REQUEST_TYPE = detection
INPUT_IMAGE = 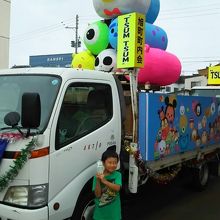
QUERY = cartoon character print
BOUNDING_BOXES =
[158,106,169,137]
[179,134,189,151]
[158,140,166,157]
[165,97,177,129]
[196,135,201,147]
[179,115,187,134]
[201,130,208,145]
[179,104,189,151]
[218,104,220,116]
[98,178,117,207]
[209,122,215,140]
[155,96,179,158]
[189,118,194,129]
[210,102,216,115]
[215,116,220,140]
[192,101,202,117]
[201,115,207,129]
[191,128,198,142]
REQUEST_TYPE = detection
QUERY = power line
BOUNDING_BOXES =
[11,17,76,40]
[181,60,220,63]
[10,4,220,43]
[159,11,220,20]
[161,2,220,13]
[11,27,68,43]
[181,56,220,59]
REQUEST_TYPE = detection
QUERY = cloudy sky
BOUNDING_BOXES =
[9,0,220,74]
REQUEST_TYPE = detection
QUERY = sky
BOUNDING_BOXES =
[9,0,220,75]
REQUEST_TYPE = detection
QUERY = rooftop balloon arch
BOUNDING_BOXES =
[71,0,182,86]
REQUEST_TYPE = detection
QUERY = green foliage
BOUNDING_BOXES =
[0,138,36,192]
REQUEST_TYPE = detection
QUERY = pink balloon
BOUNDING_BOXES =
[127,45,182,86]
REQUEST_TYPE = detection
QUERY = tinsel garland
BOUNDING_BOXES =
[125,144,181,184]
[0,138,36,192]
[148,164,182,184]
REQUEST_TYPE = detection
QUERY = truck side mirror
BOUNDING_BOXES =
[4,112,20,127]
[21,93,41,128]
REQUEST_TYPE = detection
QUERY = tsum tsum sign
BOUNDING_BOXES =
[117,12,145,69]
[208,66,220,85]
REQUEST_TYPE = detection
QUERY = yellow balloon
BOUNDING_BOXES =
[71,50,95,70]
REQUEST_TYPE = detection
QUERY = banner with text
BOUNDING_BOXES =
[208,66,220,85]
[117,12,145,68]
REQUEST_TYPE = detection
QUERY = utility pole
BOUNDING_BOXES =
[75,14,79,54]
[62,14,80,54]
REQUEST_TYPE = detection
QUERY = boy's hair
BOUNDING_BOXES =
[101,150,119,162]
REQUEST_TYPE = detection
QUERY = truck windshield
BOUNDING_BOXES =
[0,74,61,132]
[191,89,220,97]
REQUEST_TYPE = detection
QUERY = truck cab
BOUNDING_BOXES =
[0,67,124,220]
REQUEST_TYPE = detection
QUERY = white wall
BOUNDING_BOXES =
[185,76,207,90]
[160,75,207,94]
[0,0,11,69]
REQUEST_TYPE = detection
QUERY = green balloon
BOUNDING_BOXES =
[83,21,109,55]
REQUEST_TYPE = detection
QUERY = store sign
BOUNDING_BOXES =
[30,53,72,67]
[117,12,145,68]
[208,66,220,85]
[47,56,64,62]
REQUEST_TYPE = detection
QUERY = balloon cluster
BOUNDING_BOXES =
[71,0,182,86]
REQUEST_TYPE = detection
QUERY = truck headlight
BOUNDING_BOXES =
[3,184,48,208]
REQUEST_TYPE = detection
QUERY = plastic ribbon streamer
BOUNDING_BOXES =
[0,139,9,162]
[0,137,36,192]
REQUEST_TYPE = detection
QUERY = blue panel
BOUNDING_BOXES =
[29,53,72,67]
[139,93,220,161]
[139,93,147,159]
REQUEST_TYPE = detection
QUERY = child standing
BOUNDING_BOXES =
[92,150,122,220]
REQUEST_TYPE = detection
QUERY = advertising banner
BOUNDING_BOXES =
[117,12,145,68]
[208,66,220,85]
[139,93,220,161]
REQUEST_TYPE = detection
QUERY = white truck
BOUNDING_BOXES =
[0,67,219,220]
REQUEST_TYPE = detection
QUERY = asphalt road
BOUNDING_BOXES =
[122,173,220,220]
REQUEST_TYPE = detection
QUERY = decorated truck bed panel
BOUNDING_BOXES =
[139,93,220,161]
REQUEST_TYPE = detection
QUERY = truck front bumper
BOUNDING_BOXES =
[0,203,48,220]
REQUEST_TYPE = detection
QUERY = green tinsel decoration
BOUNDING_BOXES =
[0,138,36,192]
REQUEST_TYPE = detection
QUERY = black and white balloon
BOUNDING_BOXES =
[95,49,117,72]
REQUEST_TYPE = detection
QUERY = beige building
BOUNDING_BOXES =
[0,0,11,69]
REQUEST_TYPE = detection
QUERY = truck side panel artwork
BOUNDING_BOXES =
[139,93,220,160]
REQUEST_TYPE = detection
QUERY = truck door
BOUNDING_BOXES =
[48,79,121,217]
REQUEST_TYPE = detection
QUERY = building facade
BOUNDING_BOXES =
[161,74,208,94]
[29,53,73,68]
[0,0,10,69]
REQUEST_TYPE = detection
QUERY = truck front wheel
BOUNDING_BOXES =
[192,162,209,191]
[71,191,95,220]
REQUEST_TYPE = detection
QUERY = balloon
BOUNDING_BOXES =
[83,21,109,55]
[109,20,168,50]
[109,18,118,49]
[95,49,117,72]
[93,0,151,19]
[126,45,182,86]
[71,50,95,70]
[145,22,168,50]
[146,0,160,24]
